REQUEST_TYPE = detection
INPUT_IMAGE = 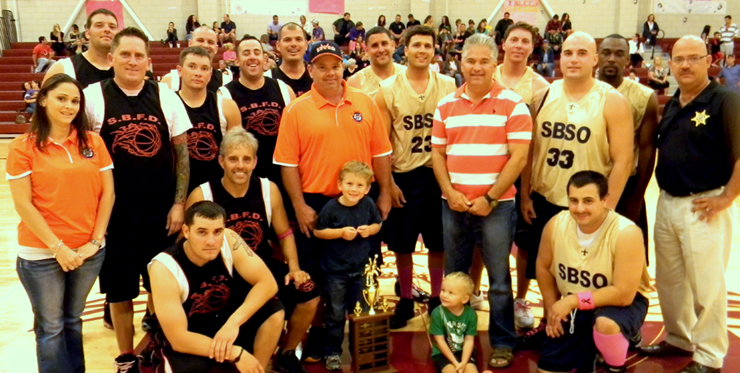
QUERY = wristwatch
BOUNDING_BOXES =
[483,194,499,209]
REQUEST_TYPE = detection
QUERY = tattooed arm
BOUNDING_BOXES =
[226,228,279,322]
[167,133,190,236]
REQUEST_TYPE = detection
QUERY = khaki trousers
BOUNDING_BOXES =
[653,188,734,368]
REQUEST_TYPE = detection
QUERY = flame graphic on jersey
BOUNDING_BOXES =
[188,280,230,317]
[110,123,162,157]
[231,220,263,251]
[246,108,280,136]
[188,131,218,161]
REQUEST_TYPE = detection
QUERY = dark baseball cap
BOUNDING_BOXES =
[309,41,343,63]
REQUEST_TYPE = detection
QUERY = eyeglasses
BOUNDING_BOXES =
[672,55,708,65]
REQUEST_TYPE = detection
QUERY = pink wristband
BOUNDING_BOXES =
[277,228,293,240]
[577,291,595,311]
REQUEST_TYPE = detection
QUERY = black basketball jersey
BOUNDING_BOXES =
[61,54,114,88]
[97,79,175,225]
[270,65,312,97]
[178,91,223,193]
[163,240,248,338]
[202,177,274,262]
[222,78,289,184]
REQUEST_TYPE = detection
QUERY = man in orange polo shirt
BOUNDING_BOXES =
[273,40,393,364]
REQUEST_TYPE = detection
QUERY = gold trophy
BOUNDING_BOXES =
[362,255,381,315]
[381,297,389,312]
[354,301,363,316]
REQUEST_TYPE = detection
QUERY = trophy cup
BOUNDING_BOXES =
[348,254,395,373]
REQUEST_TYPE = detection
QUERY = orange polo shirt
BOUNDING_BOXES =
[273,82,392,196]
[6,130,113,250]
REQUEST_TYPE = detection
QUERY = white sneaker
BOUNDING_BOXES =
[514,299,534,329]
[470,291,484,310]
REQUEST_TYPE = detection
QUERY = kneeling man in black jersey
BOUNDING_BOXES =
[536,171,650,373]
[148,202,285,373]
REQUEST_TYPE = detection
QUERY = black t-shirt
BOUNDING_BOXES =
[224,78,287,185]
[315,196,382,274]
[70,54,114,88]
[207,176,275,262]
[655,81,740,196]
[407,20,421,29]
[389,22,405,35]
[221,21,236,33]
[333,19,354,35]
[271,65,312,97]
[455,31,473,50]
[179,91,223,193]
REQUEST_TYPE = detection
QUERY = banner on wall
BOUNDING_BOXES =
[653,0,726,15]
[231,0,307,16]
[503,0,540,26]
[86,1,124,29]
[308,0,344,15]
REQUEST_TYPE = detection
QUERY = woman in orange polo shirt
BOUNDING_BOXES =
[7,74,114,373]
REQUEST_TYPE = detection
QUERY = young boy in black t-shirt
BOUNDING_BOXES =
[314,161,382,371]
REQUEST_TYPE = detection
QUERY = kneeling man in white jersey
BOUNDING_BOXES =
[536,171,650,373]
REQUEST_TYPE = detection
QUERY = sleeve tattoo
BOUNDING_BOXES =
[229,230,255,257]
[172,133,190,204]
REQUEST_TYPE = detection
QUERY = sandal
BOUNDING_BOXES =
[488,348,513,369]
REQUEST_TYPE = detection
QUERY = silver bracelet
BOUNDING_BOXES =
[51,239,63,259]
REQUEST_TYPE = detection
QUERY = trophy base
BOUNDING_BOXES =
[348,312,396,373]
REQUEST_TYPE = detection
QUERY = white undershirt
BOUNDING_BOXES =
[576,211,610,249]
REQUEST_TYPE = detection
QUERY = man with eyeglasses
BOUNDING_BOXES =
[638,35,740,373]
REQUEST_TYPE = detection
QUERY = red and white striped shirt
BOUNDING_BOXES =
[432,81,532,201]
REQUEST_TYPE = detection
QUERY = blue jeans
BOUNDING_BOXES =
[35,58,56,73]
[443,201,517,349]
[323,272,365,357]
[17,249,105,373]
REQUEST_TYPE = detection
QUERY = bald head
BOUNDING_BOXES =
[670,35,711,89]
[190,26,219,57]
[563,31,597,53]
[672,35,705,56]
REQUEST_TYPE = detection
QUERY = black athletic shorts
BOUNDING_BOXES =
[152,297,284,373]
[383,167,443,254]
[431,351,477,372]
[264,256,320,314]
[537,293,649,373]
[101,222,176,303]
[525,192,567,279]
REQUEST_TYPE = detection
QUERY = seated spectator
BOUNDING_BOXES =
[407,14,422,29]
[222,43,237,66]
[344,58,359,80]
[561,13,573,38]
[476,19,492,36]
[451,23,472,55]
[628,33,644,68]
[185,15,200,41]
[718,54,740,95]
[66,24,87,54]
[389,15,406,44]
[300,15,313,41]
[49,24,66,56]
[642,14,659,46]
[165,22,179,48]
[535,39,555,77]
[267,15,282,42]
[311,19,325,41]
[349,22,366,51]
[545,15,561,35]
[219,60,233,80]
[333,13,355,46]
[533,27,544,54]
[148,201,285,373]
[220,14,238,45]
[423,15,436,31]
[212,21,222,38]
[431,55,442,73]
[314,161,382,371]
[443,53,462,87]
[466,19,476,35]
[494,12,513,45]
[393,41,405,63]
[32,36,56,73]
[647,56,670,93]
[23,81,40,114]
[709,31,723,67]
[545,28,563,54]
[627,69,640,82]
[350,36,366,60]
[259,34,276,59]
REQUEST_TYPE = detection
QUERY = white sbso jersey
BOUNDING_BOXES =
[380,70,457,173]
[532,80,615,207]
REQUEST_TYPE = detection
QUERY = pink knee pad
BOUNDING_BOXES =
[593,330,629,367]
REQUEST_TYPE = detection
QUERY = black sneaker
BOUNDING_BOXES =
[515,318,546,350]
[593,354,626,373]
[393,277,430,303]
[115,353,140,373]
[628,331,642,351]
[142,310,159,332]
[301,327,325,363]
[274,349,308,373]
[390,298,415,329]
[427,297,441,314]
[103,302,114,330]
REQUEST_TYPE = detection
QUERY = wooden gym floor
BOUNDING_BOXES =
[0,138,739,373]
